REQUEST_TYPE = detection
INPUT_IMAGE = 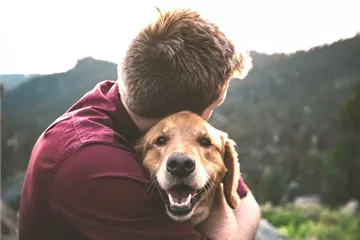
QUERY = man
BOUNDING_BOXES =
[19,9,261,240]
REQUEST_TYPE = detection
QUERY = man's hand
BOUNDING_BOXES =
[233,191,261,239]
[196,184,261,240]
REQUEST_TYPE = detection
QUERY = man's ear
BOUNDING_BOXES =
[222,137,241,209]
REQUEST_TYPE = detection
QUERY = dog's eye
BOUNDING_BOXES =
[199,137,212,148]
[155,136,168,146]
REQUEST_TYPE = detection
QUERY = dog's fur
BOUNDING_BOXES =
[135,111,241,225]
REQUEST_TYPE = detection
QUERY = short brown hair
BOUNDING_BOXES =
[119,8,250,118]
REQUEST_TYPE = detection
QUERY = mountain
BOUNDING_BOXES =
[0,74,40,92]
[2,35,360,207]
[214,35,360,165]
[210,34,360,204]
[1,57,117,178]
[2,57,117,123]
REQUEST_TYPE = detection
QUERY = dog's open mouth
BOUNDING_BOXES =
[159,183,208,217]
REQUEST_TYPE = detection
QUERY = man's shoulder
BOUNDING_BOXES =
[31,111,141,181]
[58,143,149,184]
[33,81,137,173]
[40,115,146,181]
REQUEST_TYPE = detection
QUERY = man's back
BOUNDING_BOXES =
[19,80,213,240]
[19,80,249,240]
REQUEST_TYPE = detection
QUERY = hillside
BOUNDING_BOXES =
[1,57,117,178]
[0,74,39,92]
[210,35,360,204]
[2,35,360,207]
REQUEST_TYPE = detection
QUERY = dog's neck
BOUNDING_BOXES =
[191,196,215,226]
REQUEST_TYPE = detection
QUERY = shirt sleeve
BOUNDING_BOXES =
[237,177,249,199]
[49,144,208,240]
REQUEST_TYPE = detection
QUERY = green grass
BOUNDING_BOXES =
[261,204,360,240]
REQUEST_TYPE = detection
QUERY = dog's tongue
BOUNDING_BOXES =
[168,189,193,202]
[166,185,195,208]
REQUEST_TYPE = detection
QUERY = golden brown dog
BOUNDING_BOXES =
[135,111,241,225]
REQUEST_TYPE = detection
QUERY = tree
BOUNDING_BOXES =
[323,77,360,205]
[1,82,3,124]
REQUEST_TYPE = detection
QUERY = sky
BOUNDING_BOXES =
[0,0,359,74]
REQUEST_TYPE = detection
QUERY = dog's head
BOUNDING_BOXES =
[135,111,241,222]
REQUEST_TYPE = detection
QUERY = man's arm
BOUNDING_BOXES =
[196,184,261,240]
[234,191,261,239]
[49,144,207,240]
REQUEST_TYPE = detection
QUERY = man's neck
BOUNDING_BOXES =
[118,81,161,133]
[120,96,160,134]
[128,109,160,134]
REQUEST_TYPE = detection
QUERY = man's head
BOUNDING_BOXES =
[119,8,251,120]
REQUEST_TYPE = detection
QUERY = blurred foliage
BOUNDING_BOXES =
[261,204,360,240]
[339,81,360,129]
[323,79,360,205]
[211,34,360,206]
[258,166,287,205]
[0,82,3,126]
[297,148,323,194]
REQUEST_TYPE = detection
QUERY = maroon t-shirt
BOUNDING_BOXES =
[18,80,249,240]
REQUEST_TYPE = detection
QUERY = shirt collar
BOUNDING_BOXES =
[107,81,141,144]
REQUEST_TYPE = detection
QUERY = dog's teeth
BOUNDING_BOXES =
[185,194,192,205]
[168,194,175,206]
[168,193,192,208]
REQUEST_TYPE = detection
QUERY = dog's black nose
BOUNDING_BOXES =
[166,153,195,177]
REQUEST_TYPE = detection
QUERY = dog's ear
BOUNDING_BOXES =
[134,138,144,155]
[134,136,149,158]
[222,137,241,209]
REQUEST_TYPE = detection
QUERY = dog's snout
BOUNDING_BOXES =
[166,153,195,177]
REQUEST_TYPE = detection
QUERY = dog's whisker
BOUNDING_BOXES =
[149,180,158,196]
[203,180,217,197]
[147,181,158,196]
[144,176,158,197]
[191,180,214,199]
